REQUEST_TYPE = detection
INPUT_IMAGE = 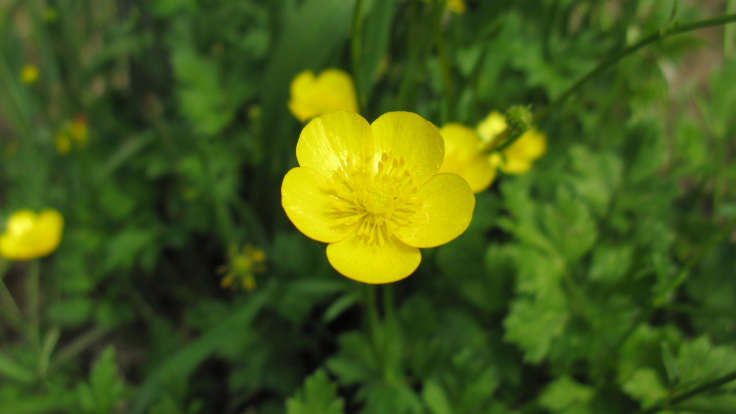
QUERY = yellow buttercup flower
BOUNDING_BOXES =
[21,64,39,85]
[447,0,466,14]
[219,244,266,291]
[0,209,64,260]
[477,111,507,145]
[490,128,547,174]
[288,69,358,122]
[281,111,475,284]
[438,123,496,193]
[477,111,547,175]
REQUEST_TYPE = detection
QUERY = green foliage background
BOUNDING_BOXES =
[1,0,736,413]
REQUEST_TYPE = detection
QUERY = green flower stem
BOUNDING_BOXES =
[0,277,23,330]
[433,4,454,123]
[363,285,384,372]
[637,370,736,414]
[351,0,364,111]
[49,326,109,372]
[725,1,736,56]
[26,260,41,350]
[539,13,736,121]
[396,0,420,108]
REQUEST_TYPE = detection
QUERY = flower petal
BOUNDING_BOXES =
[296,111,374,176]
[370,112,444,184]
[326,236,421,284]
[439,124,496,192]
[394,173,475,248]
[36,209,63,256]
[281,166,352,243]
[288,69,358,122]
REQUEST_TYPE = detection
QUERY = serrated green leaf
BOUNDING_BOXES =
[286,370,344,414]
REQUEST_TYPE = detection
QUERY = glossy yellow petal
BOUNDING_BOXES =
[282,166,351,243]
[394,173,475,248]
[370,112,444,184]
[439,123,496,192]
[288,69,358,122]
[35,209,63,256]
[516,128,547,159]
[296,111,374,176]
[497,129,546,174]
[326,235,421,284]
[477,111,507,144]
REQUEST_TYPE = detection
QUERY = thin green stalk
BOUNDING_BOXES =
[636,370,736,414]
[363,285,383,370]
[725,0,736,57]
[351,0,364,110]
[433,4,454,123]
[396,0,420,108]
[49,326,109,371]
[0,277,23,329]
[26,260,41,350]
[539,13,736,122]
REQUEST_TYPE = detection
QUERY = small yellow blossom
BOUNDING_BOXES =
[0,209,64,260]
[21,64,39,85]
[281,111,475,284]
[490,128,547,174]
[219,244,266,291]
[438,123,496,193]
[477,111,508,145]
[55,116,89,154]
[477,111,547,175]
[447,0,466,14]
[288,69,358,122]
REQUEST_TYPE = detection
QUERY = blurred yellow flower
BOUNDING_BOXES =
[438,123,496,192]
[21,64,39,84]
[0,209,64,260]
[447,0,466,14]
[288,69,358,122]
[55,116,89,154]
[219,244,266,291]
[477,111,507,145]
[281,111,475,284]
[477,111,547,175]
[490,128,547,174]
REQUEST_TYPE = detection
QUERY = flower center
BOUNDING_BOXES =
[326,152,421,245]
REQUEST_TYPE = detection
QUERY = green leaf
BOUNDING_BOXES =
[422,380,453,414]
[46,297,94,327]
[504,286,569,363]
[588,243,634,283]
[286,370,345,414]
[77,346,126,414]
[356,0,397,103]
[131,291,269,413]
[621,368,667,408]
[538,376,594,413]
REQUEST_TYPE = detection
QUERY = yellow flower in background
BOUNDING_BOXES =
[219,244,266,291]
[477,111,547,175]
[55,115,89,154]
[21,64,39,84]
[281,111,475,284]
[477,111,507,145]
[438,123,496,193]
[0,209,64,260]
[288,69,358,122]
[490,128,547,174]
[447,0,466,14]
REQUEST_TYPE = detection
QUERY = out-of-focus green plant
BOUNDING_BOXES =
[0,1,736,413]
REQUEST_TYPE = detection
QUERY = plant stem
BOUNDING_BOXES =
[0,277,23,329]
[433,4,454,123]
[637,370,736,414]
[725,1,736,57]
[26,260,41,350]
[351,0,364,111]
[539,13,736,121]
[49,325,109,371]
[364,285,383,370]
[396,0,420,108]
